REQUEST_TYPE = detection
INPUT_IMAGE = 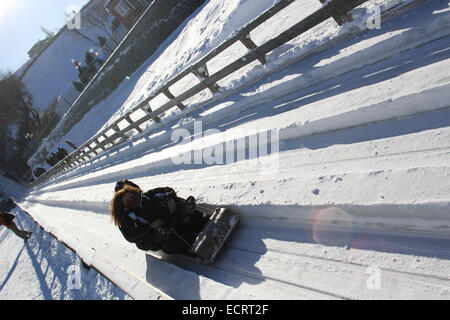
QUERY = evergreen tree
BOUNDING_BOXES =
[0,72,39,179]
[73,80,85,92]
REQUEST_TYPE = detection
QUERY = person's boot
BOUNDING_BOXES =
[21,231,32,242]
[11,226,31,242]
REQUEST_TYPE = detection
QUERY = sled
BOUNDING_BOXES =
[191,207,240,264]
[144,205,240,265]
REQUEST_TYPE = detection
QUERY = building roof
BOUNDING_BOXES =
[28,38,52,58]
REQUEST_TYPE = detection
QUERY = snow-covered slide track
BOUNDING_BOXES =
[20,1,450,299]
[36,0,450,192]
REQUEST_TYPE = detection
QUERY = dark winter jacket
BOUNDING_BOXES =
[118,187,181,251]
[0,212,15,228]
[0,198,15,212]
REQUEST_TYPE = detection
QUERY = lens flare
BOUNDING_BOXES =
[350,234,397,253]
[311,207,354,247]
[0,0,16,22]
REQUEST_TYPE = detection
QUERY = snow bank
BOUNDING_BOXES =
[0,206,131,300]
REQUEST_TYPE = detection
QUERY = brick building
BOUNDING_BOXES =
[105,0,152,29]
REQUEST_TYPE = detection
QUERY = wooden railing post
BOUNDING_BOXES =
[94,138,107,151]
[191,63,221,94]
[239,33,266,65]
[140,103,160,123]
[319,0,353,25]
[125,115,143,134]
[112,124,128,141]
[88,146,98,156]
[163,88,186,110]
[112,124,121,133]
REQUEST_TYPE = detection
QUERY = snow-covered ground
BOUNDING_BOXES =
[6,0,450,299]
[0,178,131,300]
[0,208,131,300]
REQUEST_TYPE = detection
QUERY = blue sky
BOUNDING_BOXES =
[0,0,91,73]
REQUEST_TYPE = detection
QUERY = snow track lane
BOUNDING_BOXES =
[20,200,450,299]
[25,121,450,232]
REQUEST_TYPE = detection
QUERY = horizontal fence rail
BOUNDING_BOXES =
[31,0,372,187]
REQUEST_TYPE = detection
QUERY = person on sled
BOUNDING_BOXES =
[110,180,209,257]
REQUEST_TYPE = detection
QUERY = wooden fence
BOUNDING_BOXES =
[31,0,371,187]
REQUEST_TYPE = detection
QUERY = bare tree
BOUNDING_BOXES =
[81,0,123,51]
[40,26,56,39]
[68,27,111,53]
[64,1,116,53]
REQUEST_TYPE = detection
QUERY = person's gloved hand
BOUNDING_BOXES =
[154,226,172,242]
[2,212,15,225]
[150,220,164,229]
